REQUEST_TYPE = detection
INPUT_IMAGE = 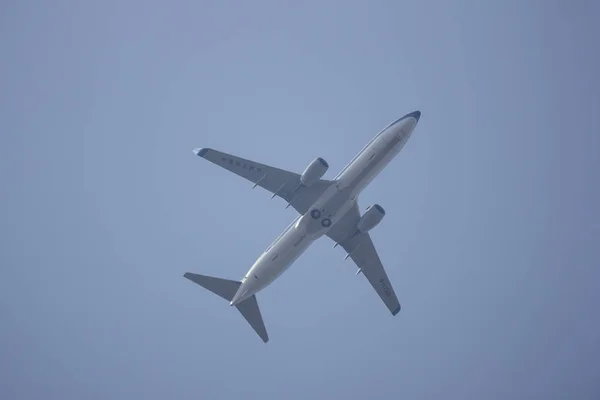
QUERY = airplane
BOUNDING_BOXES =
[184,110,421,342]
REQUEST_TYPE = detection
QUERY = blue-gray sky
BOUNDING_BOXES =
[2,1,599,398]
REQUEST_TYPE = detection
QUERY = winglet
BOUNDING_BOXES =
[193,148,209,157]
[392,306,401,316]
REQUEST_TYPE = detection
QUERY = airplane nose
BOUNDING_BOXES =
[400,111,420,133]
[407,110,421,122]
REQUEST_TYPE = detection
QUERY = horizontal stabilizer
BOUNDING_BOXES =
[184,272,269,343]
[236,296,269,343]
[183,272,240,301]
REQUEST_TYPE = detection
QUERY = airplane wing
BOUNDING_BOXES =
[194,148,334,215]
[326,203,401,316]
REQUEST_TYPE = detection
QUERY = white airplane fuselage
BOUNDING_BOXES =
[230,112,420,306]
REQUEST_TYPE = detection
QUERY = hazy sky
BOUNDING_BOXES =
[2,1,599,399]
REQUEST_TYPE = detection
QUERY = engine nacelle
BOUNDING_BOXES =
[300,157,329,186]
[357,204,385,232]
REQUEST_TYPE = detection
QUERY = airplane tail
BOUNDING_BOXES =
[183,272,269,343]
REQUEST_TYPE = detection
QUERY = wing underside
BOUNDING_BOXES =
[326,203,401,315]
[194,148,333,215]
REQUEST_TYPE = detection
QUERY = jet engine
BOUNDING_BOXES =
[357,204,385,232]
[300,157,329,186]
